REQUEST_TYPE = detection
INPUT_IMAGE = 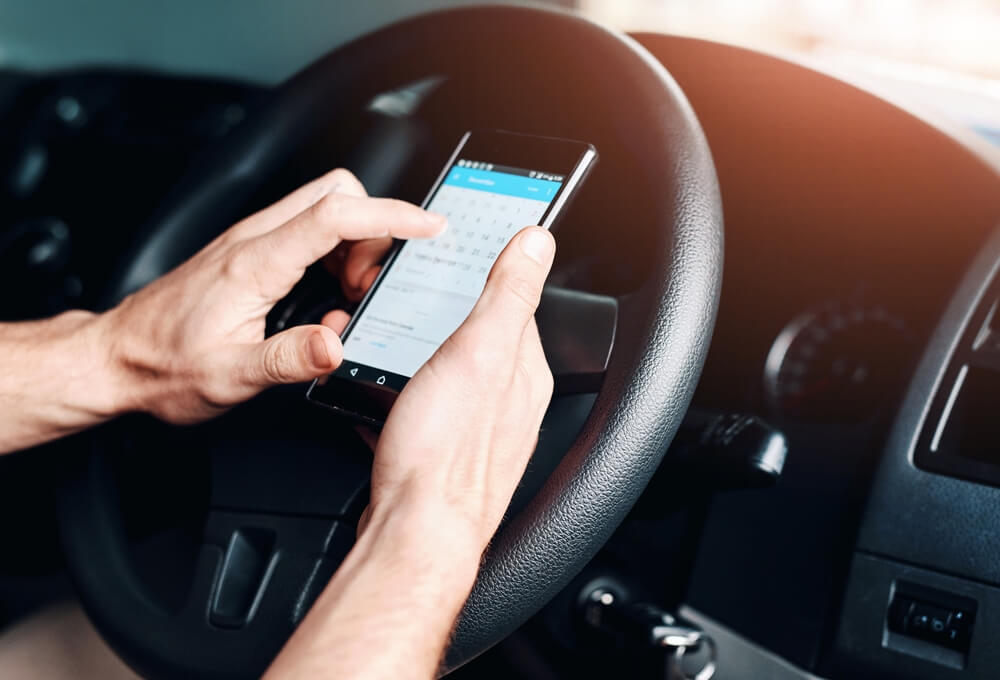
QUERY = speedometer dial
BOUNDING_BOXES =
[763,303,910,423]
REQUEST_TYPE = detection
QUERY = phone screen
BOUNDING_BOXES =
[307,129,596,422]
[337,158,566,389]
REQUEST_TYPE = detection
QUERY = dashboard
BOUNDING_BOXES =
[1,29,1000,680]
[633,34,1000,680]
[652,35,1000,428]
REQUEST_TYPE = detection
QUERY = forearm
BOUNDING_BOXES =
[265,504,482,679]
[0,310,129,454]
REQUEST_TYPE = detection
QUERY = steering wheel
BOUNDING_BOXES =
[57,6,722,679]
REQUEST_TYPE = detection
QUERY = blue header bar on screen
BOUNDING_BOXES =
[442,167,562,201]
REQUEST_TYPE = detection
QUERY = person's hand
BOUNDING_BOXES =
[264,227,555,680]
[100,168,446,424]
[361,225,556,555]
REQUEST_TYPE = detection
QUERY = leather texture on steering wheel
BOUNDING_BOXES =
[57,6,723,676]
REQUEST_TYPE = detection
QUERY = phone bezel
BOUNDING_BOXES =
[306,128,597,425]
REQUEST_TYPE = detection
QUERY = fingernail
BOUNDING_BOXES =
[520,228,554,264]
[307,332,332,370]
[424,211,448,233]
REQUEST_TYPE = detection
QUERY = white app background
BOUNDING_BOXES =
[342,172,556,377]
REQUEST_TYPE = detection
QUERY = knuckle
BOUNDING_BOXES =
[214,222,243,246]
[261,340,298,383]
[385,197,414,212]
[177,359,238,415]
[516,356,552,402]
[329,167,360,188]
[328,168,367,197]
[195,379,234,412]
[537,366,555,403]
[499,271,540,310]
[535,360,554,392]
[222,245,276,296]
[382,198,426,225]
[221,245,254,281]
[514,360,535,391]
[312,193,345,222]
[329,168,356,183]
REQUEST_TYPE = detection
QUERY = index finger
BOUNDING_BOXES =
[247,193,447,276]
[229,168,369,241]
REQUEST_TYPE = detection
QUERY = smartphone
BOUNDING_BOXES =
[306,129,597,425]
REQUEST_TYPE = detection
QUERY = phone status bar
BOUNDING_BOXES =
[456,159,564,183]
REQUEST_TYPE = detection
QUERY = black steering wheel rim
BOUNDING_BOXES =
[57,6,723,678]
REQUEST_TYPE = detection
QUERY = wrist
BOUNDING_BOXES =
[360,499,484,592]
[95,297,187,420]
[91,301,149,417]
[364,488,492,575]
[367,470,503,552]
[55,308,139,420]
[0,309,136,452]
[272,499,484,679]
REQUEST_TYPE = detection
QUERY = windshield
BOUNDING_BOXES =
[579,0,1000,147]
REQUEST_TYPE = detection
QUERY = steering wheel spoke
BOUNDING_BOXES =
[201,511,354,630]
[204,391,371,520]
[538,285,617,395]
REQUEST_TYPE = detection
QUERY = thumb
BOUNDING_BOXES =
[462,227,555,348]
[241,324,343,387]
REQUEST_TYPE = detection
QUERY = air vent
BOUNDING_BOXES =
[915,273,1000,486]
